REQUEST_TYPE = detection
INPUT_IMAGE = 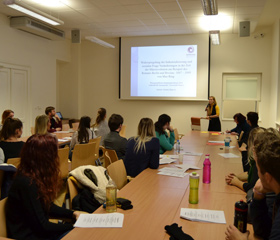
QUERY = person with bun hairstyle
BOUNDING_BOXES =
[205,96,221,131]
[155,114,175,154]
[6,134,83,240]
[92,108,110,145]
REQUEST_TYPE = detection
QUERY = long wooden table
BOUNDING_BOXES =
[63,131,261,240]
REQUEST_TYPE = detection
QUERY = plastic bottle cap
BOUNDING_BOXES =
[192,172,197,175]
[205,154,210,156]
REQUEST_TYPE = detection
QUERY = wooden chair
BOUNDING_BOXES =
[89,136,102,158]
[119,125,126,138]
[71,142,97,170]
[191,117,201,131]
[72,122,79,132]
[103,148,118,168]
[67,176,80,209]
[62,123,70,131]
[107,160,128,190]
[0,198,7,237]
[7,157,21,168]
[58,147,70,179]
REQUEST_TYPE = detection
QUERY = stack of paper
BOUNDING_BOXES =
[182,152,203,156]
[175,164,200,172]
[158,167,188,178]
[74,213,124,228]
[218,153,240,158]
[180,208,226,224]
[159,155,178,165]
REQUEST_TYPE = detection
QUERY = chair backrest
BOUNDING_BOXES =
[89,136,102,158]
[119,125,126,138]
[62,123,70,131]
[0,198,7,237]
[31,126,35,135]
[103,148,118,168]
[67,176,80,210]
[71,142,97,170]
[58,147,70,179]
[107,160,127,190]
[239,131,244,142]
[7,158,21,168]
[191,117,201,131]
[72,122,79,132]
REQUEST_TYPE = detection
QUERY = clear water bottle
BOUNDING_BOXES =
[176,140,180,155]
[106,179,117,213]
[189,172,199,204]
[203,154,211,184]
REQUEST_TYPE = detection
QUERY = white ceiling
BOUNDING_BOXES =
[0,0,277,39]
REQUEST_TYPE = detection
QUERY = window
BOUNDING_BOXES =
[222,73,261,120]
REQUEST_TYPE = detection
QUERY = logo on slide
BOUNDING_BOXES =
[187,47,194,53]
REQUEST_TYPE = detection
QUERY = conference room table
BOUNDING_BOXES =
[63,131,261,240]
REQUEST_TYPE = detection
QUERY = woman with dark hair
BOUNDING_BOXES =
[155,114,175,154]
[92,108,109,145]
[226,113,250,136]
[125,118,160,177]
[70,116,96,151]
[6,134,82,240]
[205,96,221,131]
[0,109,14,130]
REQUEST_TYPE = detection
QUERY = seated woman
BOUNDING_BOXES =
[92,108,110,146]
[6,134,82,240]
[70,116,96,151]
[155,114,175,154]
[124,118,160,177]
[225,127,265,194]
[226,113,251,137]
[0,118,25,198]
[35,114,51,135]
[0,109,14,130]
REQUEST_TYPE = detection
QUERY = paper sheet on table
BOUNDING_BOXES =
[160,155,179,159]
[159,157,177,165]
[208,141,225,143]
[175,164,200,172]
[58,139,69,142]
[158,167,188,178]
[74,213,124,228]
[218,153,240,158]
[182,152,203,156]
[180,208,226,224]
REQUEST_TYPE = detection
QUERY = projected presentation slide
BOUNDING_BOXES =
[130,45,197,97]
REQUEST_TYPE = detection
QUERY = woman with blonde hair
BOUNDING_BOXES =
[124,118,160,177]
[92,108,109,145]
[205,96,221,131]
[34,115,51,135]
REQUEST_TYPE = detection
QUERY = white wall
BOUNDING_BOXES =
[0,13,71,135]
[58,29,274,138]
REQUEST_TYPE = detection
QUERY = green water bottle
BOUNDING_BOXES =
[189,172,199,204]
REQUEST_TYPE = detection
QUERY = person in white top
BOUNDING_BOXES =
[92,108,110,146]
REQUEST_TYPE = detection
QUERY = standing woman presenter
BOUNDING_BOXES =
[205,96,221,131]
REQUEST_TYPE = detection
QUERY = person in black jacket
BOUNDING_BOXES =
[225,131,280,240]
[6,134,83,240]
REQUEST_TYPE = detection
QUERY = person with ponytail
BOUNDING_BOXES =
[124,118,160,177]
[155,114,175,154]
[92,108,110,145]
[6,134,82,240]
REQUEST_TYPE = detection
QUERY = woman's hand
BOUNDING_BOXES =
[225,173,235,184]
[73,211,86,220]
[225,224,249,240]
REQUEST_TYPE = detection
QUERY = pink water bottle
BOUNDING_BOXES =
[203,154,211,183]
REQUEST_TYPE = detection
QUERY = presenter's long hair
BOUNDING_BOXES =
[134,118,155,153]
[78,116,91,143]
[17,134,60,210]
[93,108,106,127]
[35,115,49,135]
[155,114,171,135]
[207,96,217,116]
